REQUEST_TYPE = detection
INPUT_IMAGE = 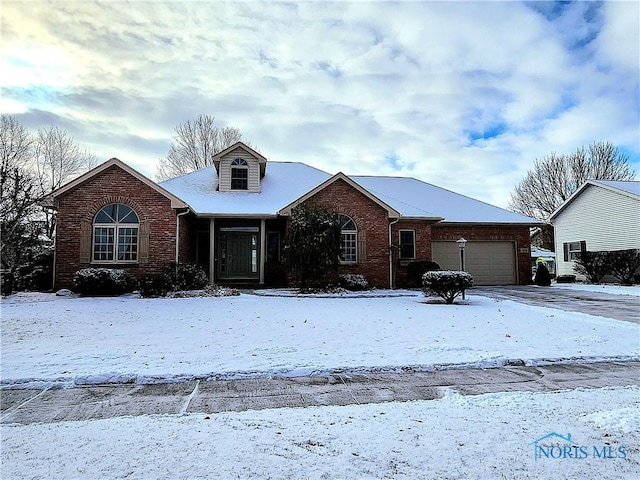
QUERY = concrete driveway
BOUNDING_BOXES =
[473,285,640,324]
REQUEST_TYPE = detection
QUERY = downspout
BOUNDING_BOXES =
[175,209,190,264]
[388,217,400,289]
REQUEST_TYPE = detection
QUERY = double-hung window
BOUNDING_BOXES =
[93,204,139,263]
[231,158,249,190]
[339,214,357,263]
[399,230,416,260]
[565,241,585,261]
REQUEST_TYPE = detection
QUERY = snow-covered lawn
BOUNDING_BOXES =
[1,290,638,387]
[2,288,639,479]
[2,386,638,479]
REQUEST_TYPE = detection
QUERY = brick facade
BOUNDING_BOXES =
[53,163,533,290]
[54,165,182,289]
[432,223,532,285]
[301,178,395,288]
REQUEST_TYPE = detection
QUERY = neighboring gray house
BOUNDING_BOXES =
[550,180,640,279]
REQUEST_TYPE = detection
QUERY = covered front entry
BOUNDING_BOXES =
[218,227,259,281]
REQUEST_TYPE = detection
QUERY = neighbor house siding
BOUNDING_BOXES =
[54,165,179,289]
[218,147,261,192]
[553,185,640,277]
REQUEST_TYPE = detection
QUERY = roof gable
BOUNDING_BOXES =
[213,142,267,177]
[278,172,402,218]
[52,158,187,209]
[550,180,640,220]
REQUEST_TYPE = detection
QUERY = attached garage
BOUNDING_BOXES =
[432,241,517,285]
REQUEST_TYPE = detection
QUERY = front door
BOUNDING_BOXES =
[219,229,259,279]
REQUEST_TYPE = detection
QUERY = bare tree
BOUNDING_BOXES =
[510,141,636,221]
[0,115,39,270]
[33,126,98,238]
[156,114,248,180]
[510,141,635,251]
[1,115,98,281]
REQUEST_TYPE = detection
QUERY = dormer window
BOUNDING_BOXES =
[231,158,249,190]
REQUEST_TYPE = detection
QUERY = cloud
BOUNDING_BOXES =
[1,0,637,209]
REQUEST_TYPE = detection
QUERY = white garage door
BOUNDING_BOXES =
[432,241,517,285]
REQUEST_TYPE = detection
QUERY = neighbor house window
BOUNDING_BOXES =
[339,214,357,263]
[564,241,585,261]
[231,158,249,190]
[399,230,416,259]
[93,204,139,262]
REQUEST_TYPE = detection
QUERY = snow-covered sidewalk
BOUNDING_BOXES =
[1,290,639,387]
[2,385,638,479]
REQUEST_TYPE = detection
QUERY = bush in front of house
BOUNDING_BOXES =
[13,250,54,291]
[338,273,369,291]
[137,275,169,298]
[73,268,132,296]
[608,249,640,285]
[573,251,610,284]
[163,262,209,291]
[556,275,576,283]
[573,249,640,285]
[422,270,473,304]
[283,204,342,292]
[407,260,441,287]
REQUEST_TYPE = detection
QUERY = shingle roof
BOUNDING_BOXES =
[351,175,538,223]
[160,161,539,224]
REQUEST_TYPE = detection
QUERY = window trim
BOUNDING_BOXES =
[230,164,249,190]
[92,204,140,264]
[339,214,357,264]
[399,229,416,260]
[566,241,584,261]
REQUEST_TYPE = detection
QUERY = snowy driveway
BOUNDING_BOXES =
[474,285,640,323]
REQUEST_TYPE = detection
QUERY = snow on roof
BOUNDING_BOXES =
[160,162,331,216]
[351,175,539,224]
[590,180,640,197]
[160,162,539,223]
[550,180,640,219]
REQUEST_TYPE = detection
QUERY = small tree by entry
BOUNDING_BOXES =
[283,204,342,291]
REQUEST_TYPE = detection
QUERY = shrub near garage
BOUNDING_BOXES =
[422,270,473,304]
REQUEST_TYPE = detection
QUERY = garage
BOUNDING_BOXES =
[432,241,517,285]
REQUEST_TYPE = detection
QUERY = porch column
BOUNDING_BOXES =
[259,219,266,285]
[209,218,215,283]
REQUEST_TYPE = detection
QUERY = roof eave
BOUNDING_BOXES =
[51,158,188,209]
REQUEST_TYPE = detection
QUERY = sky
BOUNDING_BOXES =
[1,0,639,209]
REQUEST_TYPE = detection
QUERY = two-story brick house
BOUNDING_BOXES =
[52,142,539,289]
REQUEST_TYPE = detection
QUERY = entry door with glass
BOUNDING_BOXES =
[219,228,259,279]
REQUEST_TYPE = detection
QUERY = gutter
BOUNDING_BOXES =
[388,217,400,289]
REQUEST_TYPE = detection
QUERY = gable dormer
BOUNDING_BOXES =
[213,142,267,193]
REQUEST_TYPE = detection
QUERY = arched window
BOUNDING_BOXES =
[93,204,139,262]
[231,158,249,190]
[339,214,357,263]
